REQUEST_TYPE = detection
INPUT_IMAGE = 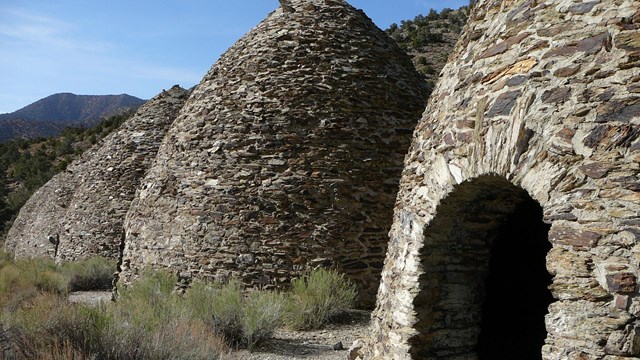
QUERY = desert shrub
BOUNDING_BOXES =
[241,290,286,349]
[0,250,13,268]
[183,280,219,320]
[117,270,175,300]
[61,256,116,291]
[79,315,224,360]
[140,319,226,360]
[35,269,68,294]
[1,287,39,314]
[0,263,303,357]
[7,327,72,360]
[0,258,67,301]
[115,270,181,331]
[33,339,91,360]
[206,280,244,345]
[285,268,357,330]
[4,293,84,358]
[0,263,26,295]
[184,279,285,349]
[2,270,225,360]
[421,64,436,75]
[0,256,117,313]
[109,272,225,359]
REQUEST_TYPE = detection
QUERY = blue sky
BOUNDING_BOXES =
[0,0,468,114]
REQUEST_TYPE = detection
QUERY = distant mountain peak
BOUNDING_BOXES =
[0,93,146,142]
[1,93,146,123]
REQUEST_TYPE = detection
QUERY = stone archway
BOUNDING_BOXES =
[361,0,639,357]
[408,175,553,358]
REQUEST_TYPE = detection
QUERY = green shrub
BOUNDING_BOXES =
[207,280,244,345]
[35,269,68,294]
[0,262,315,357]
[0,258,67,301]
[2,270,225,360]
[2,287,39,314]
[32,339,91,360]
[115,270,181,332]
[242,290,286,349]
[61,256,116,291]
[142,319,226,360]
[108,272,226,359]
[0,250,13,268]
[285,268,357,330]
[0,263,25,295]
[5,292,83,359]
[117,270,175,300]
[81,313,224,360]
[420,64,436,75]
[183,280,219,320]
[0,256,116,311]
[184,279,285,349]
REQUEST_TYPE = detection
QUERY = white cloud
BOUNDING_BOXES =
[0,6,203,111]
[0,7,113,53]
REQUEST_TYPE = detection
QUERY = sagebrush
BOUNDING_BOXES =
[285,267,358,330]
[0,252,359,358]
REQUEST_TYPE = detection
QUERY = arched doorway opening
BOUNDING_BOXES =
[409,175,554,359]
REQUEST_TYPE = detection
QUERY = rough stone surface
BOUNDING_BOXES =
[4,173,74,258]
[4,86,189,260]
[362,0,640,358]
[119,0,429,308]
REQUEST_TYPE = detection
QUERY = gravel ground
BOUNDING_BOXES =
[68,291,113,305]
[223,310,369,360]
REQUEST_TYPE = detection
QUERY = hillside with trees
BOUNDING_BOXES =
[386,6,470,95]
[0,6,472,244]
[0,93,144,142]
[0,111,134,241]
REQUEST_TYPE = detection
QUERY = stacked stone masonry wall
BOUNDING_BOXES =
[4,86,189,261]
[120,0,429,306]
[4,174,75,258]
[362,0,640,358]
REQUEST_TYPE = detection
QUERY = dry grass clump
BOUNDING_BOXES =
[0,253,226,359]
[0,255,116,304]
[184,280,286,349]
[285,268,358,330]
[61,256,116,291]
[0,251,358,358]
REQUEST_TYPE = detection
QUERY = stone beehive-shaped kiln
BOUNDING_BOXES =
[4,173,75,259]
[5,86,189,261]
[120,0,429,305]
[359,0,640,358]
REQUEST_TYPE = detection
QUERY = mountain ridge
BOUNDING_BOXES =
[0,93,145,122]
[0,93,146,142]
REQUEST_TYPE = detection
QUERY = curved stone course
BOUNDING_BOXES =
[5,86,189,261]
[120,0,429,306]
[361,0,640,358]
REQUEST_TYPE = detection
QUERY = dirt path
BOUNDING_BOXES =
[226,310,369,360]
[68,291,112,305]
